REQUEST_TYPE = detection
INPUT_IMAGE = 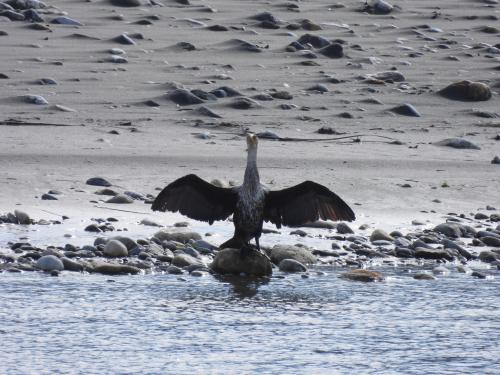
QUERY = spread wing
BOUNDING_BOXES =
[263,181,355,228]
[151,174,238,224]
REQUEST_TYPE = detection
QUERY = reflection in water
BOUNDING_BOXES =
[216,274,270,299]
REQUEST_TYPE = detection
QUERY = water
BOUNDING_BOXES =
[1,269,499,374]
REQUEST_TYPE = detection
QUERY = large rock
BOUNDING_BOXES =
[104,240,128,257]
[339,269,384,282]
[269,244,317,265]
[61,257,84,272]
[438,81,492,101]
[110,236,137,251]
[154,230,202,243]
[36,255,64,271]
[478,251,498,263]
[433,223,464,238]
[210,248,272,276]
[14,209,31,224]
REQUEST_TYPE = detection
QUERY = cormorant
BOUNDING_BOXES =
[152,133,355,251]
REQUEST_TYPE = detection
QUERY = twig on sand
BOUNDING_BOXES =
[0,119,80,127]
[94,205,151,215]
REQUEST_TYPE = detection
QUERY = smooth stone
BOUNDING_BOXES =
[0,10,24,21]
[110,236,137,251]
[482,236,500,247]
[336,222,354,234]
[36,255,64,271]
[371,0,394,15]
[23,9,44,22]
[369,71,405,82]
[86,177,112,187]
[479,251,498,263]
[104,240,128,257]
[370,229,394,242]
[110,0,142,6]
[110,48,126,55]
[106,195,133,204]
[278,258,307,273]
[109,55,128,63]
[92,262,140,275]
[394,247,415,258]
[435,138,480,150]
[210,248,272,276]
[415,247,454,261]
[41,193,57,200]
[438,81,492,101]
[319,43,344,58]
[51,16,82,26]
[339,269,384,282]
[492,156,500,164]
[140,218,162,227]
[172,253,204,268]
[61,257,84,272]
[230,97,260,109]
[168,89,204,106]
[14,209,31,224]
[297,34,330,48]
[442,239,473,260]
[113,34,136,45]
[85,224,101,233]
[307,84,329,93]
[197,106,222,118]
[471,271,487,279]
[434,223,464,238]
[413,273,436,280]
[166,265,183,274]
[270,244,317,265]
[25,95,48,105]
[390,103,421,117]
[154,230,202,243]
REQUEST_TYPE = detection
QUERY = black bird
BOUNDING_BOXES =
[152,134,355,251]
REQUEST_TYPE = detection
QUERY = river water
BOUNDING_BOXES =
[1,265,499,374]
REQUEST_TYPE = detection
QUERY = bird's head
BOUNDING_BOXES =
[246,133,258,150]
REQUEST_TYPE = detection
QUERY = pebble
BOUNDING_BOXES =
[113,34,136,45]
[307,84,329,93]
[36,255,64,272]
[14,209,31,224]
[197,106,223,118]
[270,244,317,265]
[471,271,487,279]
[491,156,500,164]
[41,193,57,200]
[370,229,394,242]
[140,218,162,227]
[479,251,498,263]
[319,43,344,58]
[25,95,48,105]
[481,236,500,247]
[435,138,480,150]
[278,258,307,272]
[86,177,112,187]
[415,247,454,261]
[337,222,354,234]
[51,17,83,26]
[106,195,133,204]
[172,253,204,268]
[339,269,384,282]
[61,257,84,272]
[368,71,405,82]
[104,240,128,257]
[92,262,140,275]
[413,273,436,280]
[230,97,260,109]
[297,34,330,48]
[390,103,421,117]
[168,89,204,106]
[110,0,142,6]
[438,81,492,101]
[109,55,128,63]
[0,10,25,21]
[166,265,183,274]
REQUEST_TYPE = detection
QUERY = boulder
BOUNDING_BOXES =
[210,248,272,276]
[269,244,317,265]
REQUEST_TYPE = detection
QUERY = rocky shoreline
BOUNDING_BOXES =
[1,207,499,281]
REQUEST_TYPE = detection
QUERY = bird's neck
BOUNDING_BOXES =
[244,147,260,189]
